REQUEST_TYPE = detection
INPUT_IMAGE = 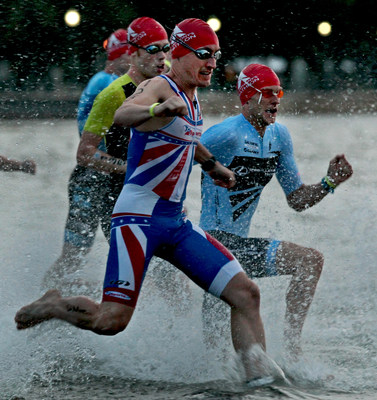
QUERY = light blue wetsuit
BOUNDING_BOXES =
[199,113,303,344]
[201,114,302,238]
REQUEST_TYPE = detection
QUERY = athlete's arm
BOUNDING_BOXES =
[287,154,353,211]
[0,155,36,174]
[195,142,235,189]
[76,131,127,174]
[114,78,185,131]
[287,183,328,211]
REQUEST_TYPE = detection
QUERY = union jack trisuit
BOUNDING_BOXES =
[102,75,244,307]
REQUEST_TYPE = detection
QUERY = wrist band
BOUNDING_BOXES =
[321,176,336,193]
[149,102,160,117]
[201,156,217,171]
[324,176,337,189]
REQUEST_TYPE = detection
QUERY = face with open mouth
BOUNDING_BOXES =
[134,40,170,79]
[246,85,282,128]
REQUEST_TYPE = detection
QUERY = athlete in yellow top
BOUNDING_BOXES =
[42,17,169,292]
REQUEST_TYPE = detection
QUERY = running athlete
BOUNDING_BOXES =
[15,19,273,383]
[200,63,353,357]
[42,18,169,291]
[77,28,130,136]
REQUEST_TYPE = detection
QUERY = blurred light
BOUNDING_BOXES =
[318,21,332,36]
[340,58,357,74]
[266,55,288,73]
[207,17,221,32]
[64,9,81,27]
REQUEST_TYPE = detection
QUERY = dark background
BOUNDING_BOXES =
[1,0,376,92]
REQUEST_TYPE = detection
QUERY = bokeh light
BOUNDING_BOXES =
[64,9,81,27]
[318,21,332,36]
[207,17,221,32]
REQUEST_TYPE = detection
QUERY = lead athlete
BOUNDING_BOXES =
[16,19,277,384]
[200,63,353,357]
[42,18,169,291]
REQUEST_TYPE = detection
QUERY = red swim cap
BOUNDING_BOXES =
[127,17,168,54]
[104,29,129,61]
[170,18,219,59]
[237,64,280,105]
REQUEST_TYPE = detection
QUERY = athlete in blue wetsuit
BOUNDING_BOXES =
[41,29,130,290]
[200,63,353,357]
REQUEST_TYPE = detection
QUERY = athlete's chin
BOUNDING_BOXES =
[197,77,212,88]
[264,113,277,125]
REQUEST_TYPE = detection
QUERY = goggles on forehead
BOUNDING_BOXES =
[128,41,170,54]
[252,86,284,104]
[171,34,221,60]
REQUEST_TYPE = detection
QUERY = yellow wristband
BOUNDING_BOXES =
[149,102,160,117]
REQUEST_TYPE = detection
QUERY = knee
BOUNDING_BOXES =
[93,320,127,336]
[234,280,261,311]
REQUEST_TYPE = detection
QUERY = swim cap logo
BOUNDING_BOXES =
[171,26,196,51]
[238,71,260,94]
[107,34,122,49]
[128,27,147,44]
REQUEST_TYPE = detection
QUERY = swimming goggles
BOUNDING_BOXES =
[128,42,171,54]
[252,87,284,104]
[171,35,221,60]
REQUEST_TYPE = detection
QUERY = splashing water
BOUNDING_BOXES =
[1,116,377,399]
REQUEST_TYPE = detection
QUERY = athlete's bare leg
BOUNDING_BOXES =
[15,290,133,335]
[276,241,324,357]
[220,271,266,379]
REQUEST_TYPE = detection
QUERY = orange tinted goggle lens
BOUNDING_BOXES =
[261,89,284,98]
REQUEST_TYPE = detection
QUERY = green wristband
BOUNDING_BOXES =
[324,176,337,189]
[149,102,160,117]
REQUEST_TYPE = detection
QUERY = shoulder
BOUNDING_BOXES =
[205,114,244,135]
[93,74,131,102]
[267,122,295,156]
[85,71,115,88]
[269,122,291,139]
[127,75,174,105]
[203,114,245,140]
[137,75,172,94]
[105,74,133,92]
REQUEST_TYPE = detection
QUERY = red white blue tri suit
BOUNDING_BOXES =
[102,75,243,307]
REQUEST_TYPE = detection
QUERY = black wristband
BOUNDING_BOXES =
[201,156,217,171]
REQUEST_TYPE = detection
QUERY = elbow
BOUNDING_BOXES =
[76,149,86,166]
[113,109,121,126]
[114,107,128,127]
[76,146,93,167]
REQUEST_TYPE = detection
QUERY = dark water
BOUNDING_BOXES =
[1,117,377,399]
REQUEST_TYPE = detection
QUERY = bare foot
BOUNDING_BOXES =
[15,290,61,330]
